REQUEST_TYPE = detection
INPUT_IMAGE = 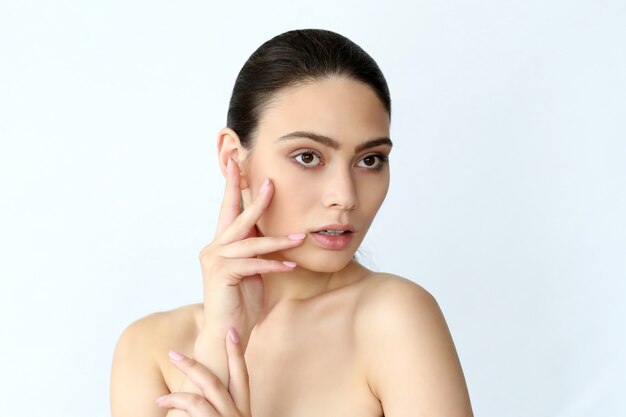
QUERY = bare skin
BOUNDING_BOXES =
[112,271,470,417]
[110,77,474,417]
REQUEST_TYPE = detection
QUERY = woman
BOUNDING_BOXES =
[110,28,473,417]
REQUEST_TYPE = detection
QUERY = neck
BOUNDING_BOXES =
[258,258,361,313]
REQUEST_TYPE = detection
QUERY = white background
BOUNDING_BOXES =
[1,1,624,416]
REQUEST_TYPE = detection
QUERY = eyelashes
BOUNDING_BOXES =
[293,150,322,167]
[292,149,388,170]
[357,154,389,169]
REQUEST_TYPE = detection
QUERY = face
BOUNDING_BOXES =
[239,76,392,272]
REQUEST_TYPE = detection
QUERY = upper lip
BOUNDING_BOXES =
[312,223,355,233]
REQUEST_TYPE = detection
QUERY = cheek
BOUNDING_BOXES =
[256,171,317,235]
[358,175,389,210]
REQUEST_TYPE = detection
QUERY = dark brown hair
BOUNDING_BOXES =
[226,28,391,148]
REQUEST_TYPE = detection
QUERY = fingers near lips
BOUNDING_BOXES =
[222,258,297,281]
[220,235,305,259]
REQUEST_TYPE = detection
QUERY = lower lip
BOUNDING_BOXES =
[310,231,354,250]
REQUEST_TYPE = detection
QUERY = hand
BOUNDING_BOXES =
[198,157,305,349]
[156,328,252,416]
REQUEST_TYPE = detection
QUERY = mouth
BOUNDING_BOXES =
[310,224,355,250]
[315,229,352,237]
[312,223,355,233]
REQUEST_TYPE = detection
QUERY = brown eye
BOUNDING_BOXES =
[356,154,387,169]
[363,156,377,166]
[294,151,321,167]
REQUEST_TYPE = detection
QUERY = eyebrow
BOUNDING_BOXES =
[275,131,393,153]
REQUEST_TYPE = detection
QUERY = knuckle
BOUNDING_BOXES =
[241,237,255,248]
[202,372,222,392]
[211,257,226,274]
[199,249,218,267]
[198,245,213,262]
[198,251,206,263]
[189,394,206,408]
[241,368,250,385]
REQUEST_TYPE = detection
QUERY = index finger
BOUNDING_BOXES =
[226,328,250,413]
[214,157,242,238]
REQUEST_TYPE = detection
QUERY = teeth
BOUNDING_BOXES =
[318,230,348,236]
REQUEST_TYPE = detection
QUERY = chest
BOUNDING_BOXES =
[243,310,381,417]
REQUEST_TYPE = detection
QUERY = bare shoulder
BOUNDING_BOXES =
[355,272,440,321]
[354,272,473,416]
[354,271,446,357]
[113,303,203,360]
[110,303,203,417]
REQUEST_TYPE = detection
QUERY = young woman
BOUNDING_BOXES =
[110,28,474,417]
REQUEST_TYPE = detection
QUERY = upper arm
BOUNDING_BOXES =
[110,315,170,417]
[357,277,473,417]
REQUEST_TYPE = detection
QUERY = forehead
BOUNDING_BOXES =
[255,77,390,146]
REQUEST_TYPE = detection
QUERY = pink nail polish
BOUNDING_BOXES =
[288,233,306,240]
[156,395,168,403]
[259,178,270,194]
[168,350,184,361]
[228,327,240,344]
[282,261,297,268]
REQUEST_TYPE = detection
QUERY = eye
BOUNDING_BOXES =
[293,150,322,168]
[356,154,388,169]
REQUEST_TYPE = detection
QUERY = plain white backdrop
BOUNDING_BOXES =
[1,1,624,416]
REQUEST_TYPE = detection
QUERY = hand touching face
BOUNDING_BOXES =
[233,76,392,272]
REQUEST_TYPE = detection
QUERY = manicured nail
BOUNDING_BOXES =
[156,395,168,404]
[228,327,240,344]
[168,350,185,361]
[227,157,233,171]
[259,178,270,194]
[282,261,297,268]
[288,233,306,240]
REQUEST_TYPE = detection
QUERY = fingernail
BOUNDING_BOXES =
[288,233,306,240]
[168,350,185,361]
[282,261,297,268]
[227,157,233,170]
[228,327,240,344]
[259,178,270,194]
[156,395,168,404]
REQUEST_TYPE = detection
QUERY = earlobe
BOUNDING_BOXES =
[216,127,250,190]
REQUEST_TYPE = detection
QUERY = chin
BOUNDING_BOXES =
[282,245,356,273]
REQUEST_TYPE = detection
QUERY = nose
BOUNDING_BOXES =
[321,166,358,211]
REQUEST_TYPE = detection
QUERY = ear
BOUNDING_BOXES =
[216,127,250,190]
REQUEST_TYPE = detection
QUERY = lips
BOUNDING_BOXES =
[313,223,355,233]
[310,223,355,250]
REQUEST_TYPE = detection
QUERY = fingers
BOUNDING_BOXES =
[213,157,279,247]
[226,328,250,413]
[199,233,303,288]
[160,350,238,416]
[217,175,274,245]
[221,258,298,285]
[220,234,306,259]
[156,391,219,416]
[215,157,242,238]
[213,257,296,286]
[157,330,252,417]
